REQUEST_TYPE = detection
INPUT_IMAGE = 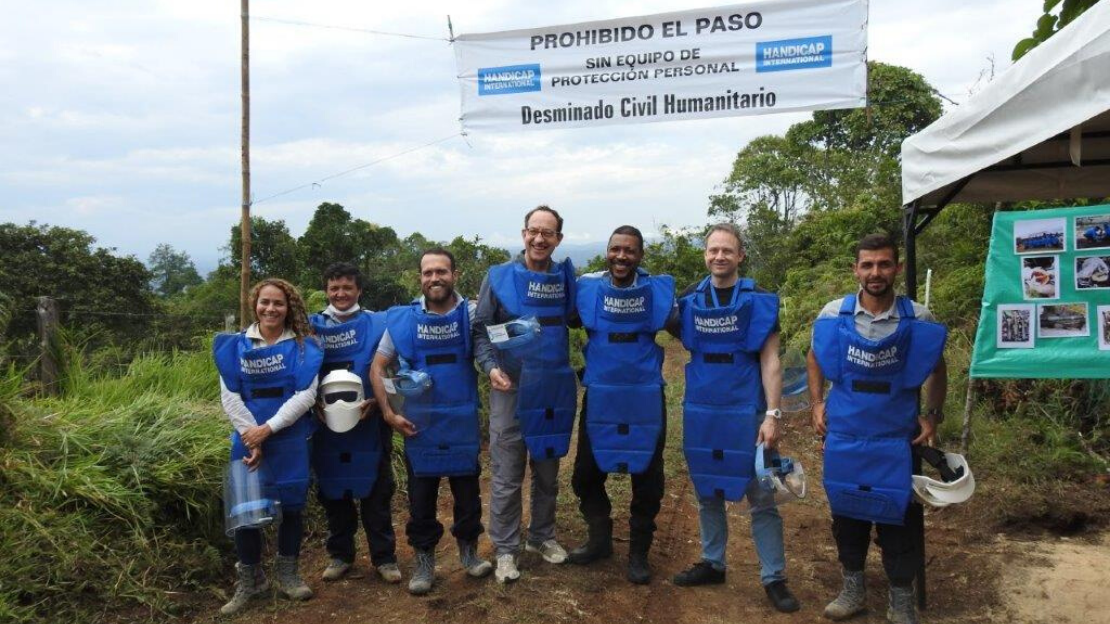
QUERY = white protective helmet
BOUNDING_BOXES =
[320,369,364,433]
[912,450,975,508]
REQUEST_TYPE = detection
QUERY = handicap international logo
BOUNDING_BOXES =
[478,64,542,96]
[756,35,832,73]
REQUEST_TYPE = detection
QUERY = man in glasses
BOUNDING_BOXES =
[473,206,577,584]
[308,263,400,585]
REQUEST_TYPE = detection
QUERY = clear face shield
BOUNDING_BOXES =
[736,443,807,515]
[383,357,433,416]
[224,459,281,536]
[487,315,542,376]
[780,348,810,413]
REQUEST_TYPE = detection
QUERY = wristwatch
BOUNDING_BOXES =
[925,407,944,423]
[765,408,782,420]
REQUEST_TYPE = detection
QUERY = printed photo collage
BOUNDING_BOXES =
[999,214,1110,350]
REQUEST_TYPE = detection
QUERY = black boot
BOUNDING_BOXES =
[627,551,651,585]
[568,518,613,565]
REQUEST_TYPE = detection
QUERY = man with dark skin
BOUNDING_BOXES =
[568,225,675,585]
[807,233,947,624]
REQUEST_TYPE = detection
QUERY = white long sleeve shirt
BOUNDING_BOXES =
[220,323,319,435]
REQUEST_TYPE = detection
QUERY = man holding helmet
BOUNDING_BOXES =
[806,233,948,624]
[370,249,493,595]
[473,205,577,583]
[664,223,800,613]
[309,263,400,585]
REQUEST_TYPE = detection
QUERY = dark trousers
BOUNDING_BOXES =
[832,508,921,587]
[235,508,304,565]
[403,456,484,552]
[318,424,397,566]
[571,389,667,553]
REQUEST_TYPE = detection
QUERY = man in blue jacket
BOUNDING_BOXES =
[807,233,947,624]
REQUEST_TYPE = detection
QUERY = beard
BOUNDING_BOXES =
[423,282,452,304]
[863,280,892,297]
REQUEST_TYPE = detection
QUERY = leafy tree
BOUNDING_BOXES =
[147,243,202,297]
[226,216,301,281]
[1013,0,1102,60]
[444,235,511,299]
[0,221,157,347]
[642,226,708,291]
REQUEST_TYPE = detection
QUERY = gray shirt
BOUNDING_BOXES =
[813,291,936,344]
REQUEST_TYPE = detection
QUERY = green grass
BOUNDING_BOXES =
[0,344,228,623]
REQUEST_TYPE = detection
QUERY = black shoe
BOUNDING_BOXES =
[568,519,613,566]
[673,561,726,587]
[764,580,801,613]
[627,552,651,585]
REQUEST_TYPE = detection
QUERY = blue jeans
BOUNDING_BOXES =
[697,478,786,586]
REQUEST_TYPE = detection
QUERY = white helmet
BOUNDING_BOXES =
[320,370,364,433]
[912,451,975,508]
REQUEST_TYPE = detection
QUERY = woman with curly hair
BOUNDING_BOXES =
[212,278,323,615]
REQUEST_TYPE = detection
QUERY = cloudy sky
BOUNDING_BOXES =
[0,1,1041,273]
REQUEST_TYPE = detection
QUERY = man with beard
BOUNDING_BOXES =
[806,233,947,624]
[473,206,576,584]
[309,263,400,585]
[665,224,800,613]
[370,249,494,595]
[568,225,675,585]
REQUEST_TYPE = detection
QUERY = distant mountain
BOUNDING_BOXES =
[554,241,609,268]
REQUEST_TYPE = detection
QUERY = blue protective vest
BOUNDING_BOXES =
[577,269,675,474]
[213,332,324,511]
[489,258,578,460]
[309,310,387,500]
[680,277,779,501]
[812,295,947,525]
[385,300,480,477]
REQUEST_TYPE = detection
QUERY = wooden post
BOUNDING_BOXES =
[239,0,252,329]
[961,379,977,454]
[36,297,59,396]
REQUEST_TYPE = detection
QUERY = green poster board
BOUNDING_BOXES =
[970,204,1110,378]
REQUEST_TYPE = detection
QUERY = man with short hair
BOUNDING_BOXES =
[806,233,948,624]
[666,224,800,613]
[568,225,675,585]
[473,206,576,583]
[309,262,400,584]
[370,249,493,595]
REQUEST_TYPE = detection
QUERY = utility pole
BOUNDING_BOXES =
[239,0,252,328]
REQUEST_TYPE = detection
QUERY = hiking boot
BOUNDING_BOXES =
[408,550,436,595]
[275,555,313,601]
[824,569,866,620]
[321,557,351,582]
[495,553,521,584]
[376,562,402,584]
[673,561,726,587]
[458,539,493,578]
[525,539,569,564]
[627,551,652,585]
[765,580,801,613]
[568,518,613,565]
[219,562,268,616]
[887,585,919,624]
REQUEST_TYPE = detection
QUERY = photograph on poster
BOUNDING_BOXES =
[997,304,1035,348]
[1099,306,1110,351]
[1015,218,1066,254]
[1075,256,1110,290]
[1038,303,1089,338]
[1022,256,1059,300]
[1075,215,1110,250]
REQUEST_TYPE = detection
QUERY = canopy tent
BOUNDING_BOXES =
[900,0,1110,298]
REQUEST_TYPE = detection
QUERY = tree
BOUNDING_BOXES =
[147,244,202,298]
[0,221,157,347]
[1013,0,1102,60]
[226,216,301,281]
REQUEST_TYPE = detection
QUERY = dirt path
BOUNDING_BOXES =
[190,342,1107,624]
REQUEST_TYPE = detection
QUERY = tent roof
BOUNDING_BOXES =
[901,1,1110,208]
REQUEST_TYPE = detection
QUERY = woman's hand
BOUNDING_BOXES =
[241,424,273,449]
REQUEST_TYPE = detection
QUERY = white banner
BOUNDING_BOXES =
[453,0,868,133]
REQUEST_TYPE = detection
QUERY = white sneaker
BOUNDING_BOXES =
[494,553,520,584]
[376,562,402,584]
[525,539,568,564]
